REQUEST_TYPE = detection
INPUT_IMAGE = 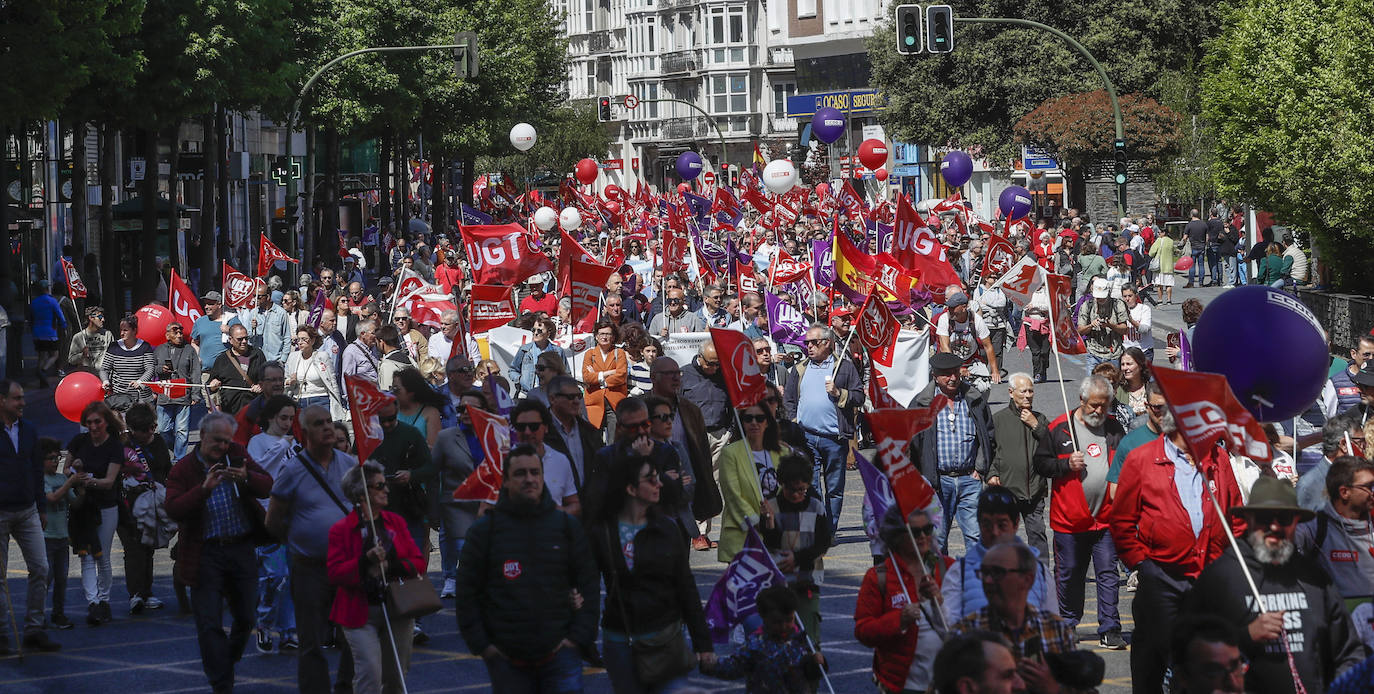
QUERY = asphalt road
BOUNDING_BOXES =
[0,284,1232,693]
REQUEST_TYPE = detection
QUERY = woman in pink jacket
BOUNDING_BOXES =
[328,460,426,694]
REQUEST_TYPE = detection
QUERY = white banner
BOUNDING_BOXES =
[873,328,931,407]
[483,325,593,385]
[663,331,712,367]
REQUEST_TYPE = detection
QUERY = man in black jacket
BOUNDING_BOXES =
[206,324,266,415]
[987,373,1051,564]
[457,444,599,690]
[1183,209,1209,288]
[1205,209,1225,287]
[1187,477,1363,693]
[911,352,996,553]
[0,379,60,654]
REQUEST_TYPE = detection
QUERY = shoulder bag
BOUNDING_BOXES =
[602,524,696,686]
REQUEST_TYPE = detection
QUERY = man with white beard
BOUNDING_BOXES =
[1187,476,1363,694]
[1033,374,1127,650]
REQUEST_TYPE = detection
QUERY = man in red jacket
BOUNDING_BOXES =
[1032,374,1126,650]
[1109,400,1244,694]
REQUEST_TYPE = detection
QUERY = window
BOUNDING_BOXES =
[584,0,594,31]
[708,73,748,114]
[773,82,796,117]
[797,0,816,17]
[647,16,656,52]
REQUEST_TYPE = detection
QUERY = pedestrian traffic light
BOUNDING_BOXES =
[926,5,954,53]
[895,5,922,56]
[597,96,613,122]
[1114,138,1128,210]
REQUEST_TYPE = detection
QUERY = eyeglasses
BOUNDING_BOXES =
[1145,402,1168,413]
[1346,482,1374,494]
[229,336,247,342]
[650,412,674,422]
[667,298,684,305]
[552,391,581,400]
[512,421,543,432]
[804,338,827,346]
[754,347,772,354]
[620,419,650,431]
[1252,511,1299,527]
[451,365,475,374]
[740,413,768,424]
[701,359,720,368]
[975,566,1028,580]
[368,482,388,491]
[908,524,935,537]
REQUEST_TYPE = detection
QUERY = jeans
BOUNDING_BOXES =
[256,544,295,637]
[483,645,584,694]
[1236,252,1249,285]
[1017,496,1050,568]
[343,604,413,694]
[0,505,50,635]
[1188,247,1206,285]
[1130,561,1193,694]
[1205,244,1221,284]
[805,431,848,523]
[159,403,192,460]
[1084,354,1113,378]
[299,395,331,412]
[80,505,118,605]
[1221,254,1237,285]
[46,536,69,617]
[1052,529,1120,635]
[437,504,469,581]
[937,474,982,553]
[602,632,696,694]
[290,553,354,693]
[116,508,155,600]
[191,540,258,692]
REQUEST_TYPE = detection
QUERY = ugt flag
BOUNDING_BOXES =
[168,269,203,331]
[460,223,552,286]
[703,525,787,643]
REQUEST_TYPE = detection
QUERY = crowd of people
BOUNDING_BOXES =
[0,192,1365,694]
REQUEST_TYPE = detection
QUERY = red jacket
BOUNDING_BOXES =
[327,509,426,628]
[854,554,954,693]
[163,444,274,587]
[1108,437,1244,579]
[435,263,464,295]
[1033,411,1125,534]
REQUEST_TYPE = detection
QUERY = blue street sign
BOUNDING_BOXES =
[786,90,881,118]
[1021,146,1058,171]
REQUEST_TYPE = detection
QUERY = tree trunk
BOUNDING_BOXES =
[215,106,231,273]
[98,124,117,312]
[200,112,219,293]
[430,153,445,233]
[71,121,89,258]
[395,136,408,230]
[379,132,392,235]
[324,126,340,246]
[139,128,159,305]
[165,124,180,278]
[303,128,317,269]
[461,156,476,208]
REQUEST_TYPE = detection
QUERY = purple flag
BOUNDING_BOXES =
[1179,330,1193,371]
[855,450,896,546]
[689,219,726,270]
[305,288,327,329]
[765,291,807,348]
[702,525,786,643]
[460,204,492,226]
[811,239,834,288]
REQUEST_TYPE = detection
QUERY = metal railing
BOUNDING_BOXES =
[661,49,698,74]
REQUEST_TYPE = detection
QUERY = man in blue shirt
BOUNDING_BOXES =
[238,286,291,365]
[783,324,864,523]
[28,280,66,388]
[911,352,997,553]
[191,291,240,376]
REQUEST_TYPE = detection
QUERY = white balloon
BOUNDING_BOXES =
[762,159,798,194]
[533,206,559,231]
[509,122,537,152]
[559,207,582,231]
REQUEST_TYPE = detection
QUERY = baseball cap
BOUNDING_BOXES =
[201,290,223,302]
[946,292,970,308]
[1090,278,1110,299]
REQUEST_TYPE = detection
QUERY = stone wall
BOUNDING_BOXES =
[1083,178,1160,225]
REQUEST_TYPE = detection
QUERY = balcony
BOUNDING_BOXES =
[661,50,697,75]
[661,0,695,10]
[767,115,799,134]
[765,48,794,68]
[589,30,614,53]
[661,116,706,140]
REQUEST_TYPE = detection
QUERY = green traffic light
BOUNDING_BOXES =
[904,36,915,46]
[1115,174,1127,184]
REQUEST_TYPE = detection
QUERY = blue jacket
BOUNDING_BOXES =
[507,341,572,396]
[0,419,42,513]
[239,304,292,364]
[29,294,66,342]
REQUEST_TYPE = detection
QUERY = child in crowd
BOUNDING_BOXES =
[41,437,80,630]
[759,454,833,647]
[706,585,827,693]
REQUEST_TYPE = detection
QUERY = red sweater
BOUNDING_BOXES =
[520,292,558,315]
[327,509,426,628]
[1108,437,1244,579]
[854,554,955,693]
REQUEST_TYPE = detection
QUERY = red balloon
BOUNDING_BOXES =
[677,183,690,194]
[135,304,175,346]
[575,158,599,185]
[55,371,104,423]
[605,200,621,215]
[815,182,831,197]
[1174,256,1194,272]
[858,138,889,171]
[604,184,622,199]
[875,168,889,182]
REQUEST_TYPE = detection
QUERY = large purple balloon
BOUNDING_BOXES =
[675,151,703,181]
[812,107,846,144]
[940,150,973,188]
[1192,286,1328,422]
[997,186,1033,220]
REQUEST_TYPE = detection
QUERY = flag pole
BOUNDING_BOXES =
[747,518,837,694]
[1044,290,1079,449]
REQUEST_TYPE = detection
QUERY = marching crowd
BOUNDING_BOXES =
[0,195,1363,694]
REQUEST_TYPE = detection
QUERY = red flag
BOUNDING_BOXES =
[569,256,617,328]
[892,194,962,288]
[1044,273,1086,355]
[61,257,87,299]
[411,297,457,329]
[344,375,396,462]
[857,293,900,367]
[468,284,518,334]
[872,252,918,305]
[866,394,949,516]
[708,327,767,408]
[453,407,511,503]
[168,269,204,331]
[338,230,350,259]
[604,246,626,270]
[146,378,191,399]
[662,225,689,275]
[1153,366,1272,463]
[770,250,812,284]
[558,229,596,298]
[993,257,1045,308]
[221,261,258,309]
[460,223,553,286]
[257,235,300,277]
[981,233,1017,278]
[735,259,758,294]
[868,371,903,409]
[741,188,774,215]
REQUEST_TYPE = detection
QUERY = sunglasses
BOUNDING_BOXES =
[1252,511,1299,527]
[701,360,720,368]
[975,566,1028,580]
[667,299,684,305]
[650,412,674,422]
[512,421,543,432]
[620,419,650,431]
[368,482,388,491]
[908,524,935,537]
[805,338,827,346]
[740,413,768,424]
[552,392,581,400]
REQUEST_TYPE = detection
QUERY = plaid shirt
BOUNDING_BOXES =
[936,393,979,474]
[952,606,1077,660]
[202,456,250,540]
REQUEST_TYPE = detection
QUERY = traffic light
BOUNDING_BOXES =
[597,96,613,122]
[454,30,479,79]
[1114,139,1128,208]
[895,5,922,55]
[926,5,954,53]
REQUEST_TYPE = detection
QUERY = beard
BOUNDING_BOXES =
[1247,529,1295,565]
[1158,409,1177,434]
[1081,408,1106,429]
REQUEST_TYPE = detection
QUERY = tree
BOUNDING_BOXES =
[1013,91,1181,171]
[868,0,1219,166]
[1201,0,1374,291]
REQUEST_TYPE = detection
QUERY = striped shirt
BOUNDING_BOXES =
[101,339,155,399]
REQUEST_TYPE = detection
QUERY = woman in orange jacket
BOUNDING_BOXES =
[581,319,629,433]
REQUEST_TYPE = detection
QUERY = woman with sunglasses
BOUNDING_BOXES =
[281,290,307,335]
[508,317,571,399]
[66,402,128,625]
[589,454,716,693]
[855,504,954,694]
[286,326,345,420]
[717,401,792,562]
[582,320,629,437]
[392,367,445,448]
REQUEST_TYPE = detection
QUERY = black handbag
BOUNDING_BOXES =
[602,526,696,685]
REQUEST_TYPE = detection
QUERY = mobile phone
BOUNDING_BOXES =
[1167,332,1180,349]
[164,360,173,370]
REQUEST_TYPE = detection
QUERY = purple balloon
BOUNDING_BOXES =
[1192,286,1328,422]
[998,185,1033,220]
[812,107,846,144]
[675,151,703,181]
[940,150,973,188]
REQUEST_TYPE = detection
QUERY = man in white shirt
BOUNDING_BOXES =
[1121,285,1154,357]
[427,309,478,363]
[510,400,581,517]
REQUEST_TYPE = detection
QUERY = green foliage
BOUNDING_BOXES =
[868,0,1219,165]
[1012,91,1181,169]
[1202,0,1374,291]
[1151,67,1218,203]
[477,105,612,182]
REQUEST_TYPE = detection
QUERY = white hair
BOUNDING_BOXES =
[1079,374,1113,401]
